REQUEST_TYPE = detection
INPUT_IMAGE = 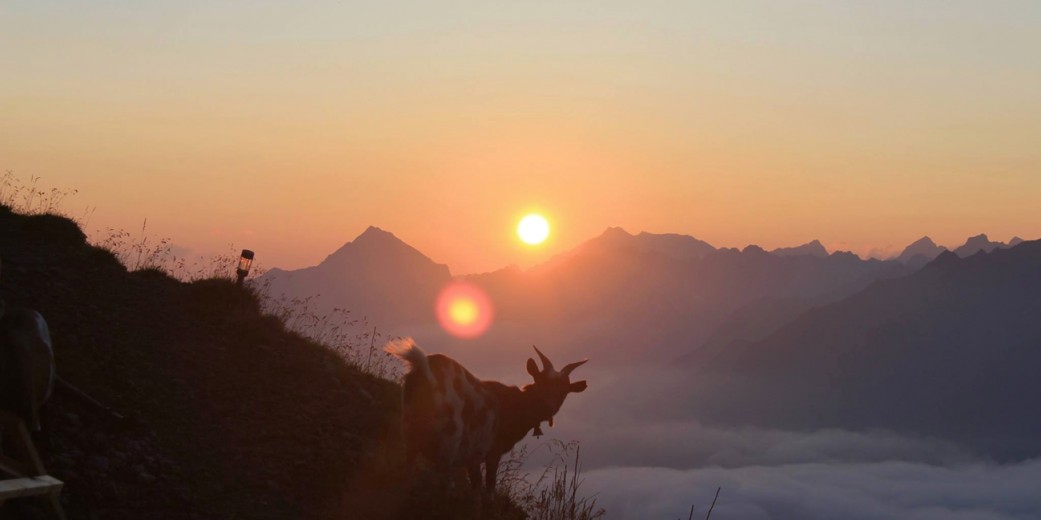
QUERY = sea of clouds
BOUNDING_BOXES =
[514,366,1041,520]
[584,459,1041,520]
[526,416,1041,520]
[430,347,1041,519]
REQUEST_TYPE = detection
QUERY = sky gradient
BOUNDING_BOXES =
[2,1,1040,274]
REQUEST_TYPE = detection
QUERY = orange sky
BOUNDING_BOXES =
[2,2,1039,274]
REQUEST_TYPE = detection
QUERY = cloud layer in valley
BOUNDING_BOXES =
[584,459,1041,520]
[517,377,1036,520]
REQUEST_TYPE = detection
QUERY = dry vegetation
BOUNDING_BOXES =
[503,442,604,520]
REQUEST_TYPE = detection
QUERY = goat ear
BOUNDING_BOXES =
[527,358,540,378]
[569,380,588,393]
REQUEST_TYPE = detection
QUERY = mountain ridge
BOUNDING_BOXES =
[257,226,1029,369]
[680,238,1041,460]
[771,239,829,258]
[266,225,913,366]
[896,236,947,266]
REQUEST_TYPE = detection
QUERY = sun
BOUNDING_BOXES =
[517,214,550,245]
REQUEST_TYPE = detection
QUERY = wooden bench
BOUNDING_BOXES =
[0,410,65,519]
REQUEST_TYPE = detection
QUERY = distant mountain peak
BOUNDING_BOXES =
[317,225,445,274]
[355,225,397,242]
[953,233,1005,258]
[601,226,633,238]
[321,226,405,261]
[258,225,451,325]
[632,230,716,260]
[897,236,947,265]
[580,226,635,252]
[771,240,829,258]
[830,250,860,260]
[540,227,717,271]
[909,236,937,247]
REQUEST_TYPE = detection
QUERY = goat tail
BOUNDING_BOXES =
[384,337,433,383]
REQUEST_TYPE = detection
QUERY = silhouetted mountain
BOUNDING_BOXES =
[541,227,715,268]
[681,239,1041,460]
[631,230,716,260]
[770,240,829,258]
[259,226,451,327]
[465,233,910,365]
[260,225,910,367]
[896,236,947,267]
[952,233,1008,257]
[692,297,816,356]
[892,234,1026,267]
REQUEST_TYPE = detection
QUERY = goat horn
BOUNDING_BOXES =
[560,359,588,377]
[532,345,554,372]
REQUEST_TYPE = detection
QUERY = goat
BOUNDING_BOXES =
[0,305,55,432]
[386,338,587,493]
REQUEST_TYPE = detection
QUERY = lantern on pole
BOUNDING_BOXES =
[236,249,254,286]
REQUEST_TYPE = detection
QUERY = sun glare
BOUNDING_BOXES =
[518,214,550,245]
[436,282,494,339]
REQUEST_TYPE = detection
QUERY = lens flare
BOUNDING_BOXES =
[449,298,478,325]
[436,282,494,339]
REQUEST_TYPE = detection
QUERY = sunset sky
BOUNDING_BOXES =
[3,1,1039,274]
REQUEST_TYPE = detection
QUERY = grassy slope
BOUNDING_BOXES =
[0,206,524,520]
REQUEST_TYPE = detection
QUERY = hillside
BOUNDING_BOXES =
[0,207,523,520]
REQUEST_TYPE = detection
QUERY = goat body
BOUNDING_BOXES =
[387,338,587,492]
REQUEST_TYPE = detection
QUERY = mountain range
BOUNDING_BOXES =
[259,226,1040,458]
[680,242,1041,459]
[259,227,1019,363]
[894,233,1023,268]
